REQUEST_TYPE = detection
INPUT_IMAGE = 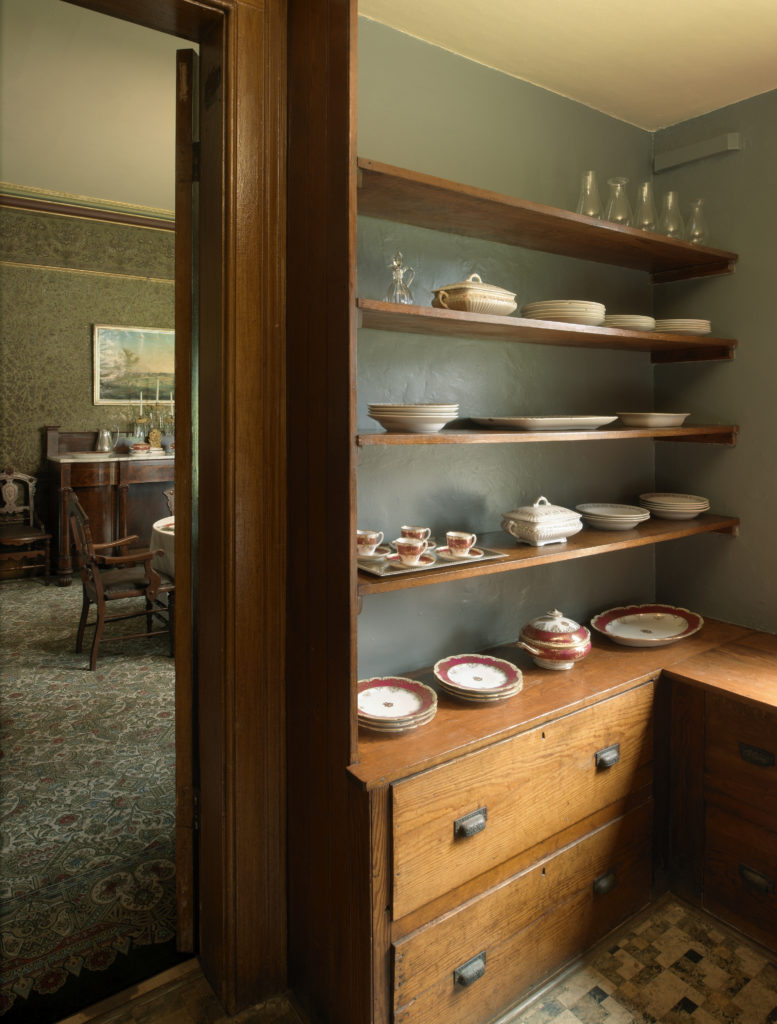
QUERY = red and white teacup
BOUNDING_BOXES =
[446,530,477,558]
[400,525,431,542]
[393,536,428,566]
[357,529,384,556]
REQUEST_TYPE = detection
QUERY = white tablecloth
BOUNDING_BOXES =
[151,516,175,578]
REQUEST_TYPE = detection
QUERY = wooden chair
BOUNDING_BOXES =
[163,487,175,514]
[67,492,175,670]
[0,468,51,583]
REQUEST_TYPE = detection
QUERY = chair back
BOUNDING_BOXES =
[163,487,175,514]
[67,492,104,593]
[1,468,37,527]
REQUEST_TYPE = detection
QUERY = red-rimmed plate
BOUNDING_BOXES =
[591,604,703,647]
[357,676,437,722]
[433,653,523,696]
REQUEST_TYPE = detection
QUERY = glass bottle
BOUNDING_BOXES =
[659,190,684,238]
[576,170,601,218]
[604,177,632,226]
[686,198,707,244]
[386,251,415,304]
[633,181,657,232]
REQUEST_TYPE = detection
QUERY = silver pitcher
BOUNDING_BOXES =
[95,428,117,452]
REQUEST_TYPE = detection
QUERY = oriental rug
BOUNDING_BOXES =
[0,579,185,1022]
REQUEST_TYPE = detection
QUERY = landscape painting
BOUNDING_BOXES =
[93,325,175,405]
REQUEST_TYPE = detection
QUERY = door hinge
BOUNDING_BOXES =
[192,141,201,183]
[193,788,201,831]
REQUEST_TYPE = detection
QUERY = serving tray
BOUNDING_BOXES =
[357,545,507,577]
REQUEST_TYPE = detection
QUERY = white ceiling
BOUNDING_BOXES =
[360,0,777,130]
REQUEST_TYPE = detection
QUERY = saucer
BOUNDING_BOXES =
[390,538,437,551]
[436,546,484,562]
[385,552,436,569]
[357,544,392,562]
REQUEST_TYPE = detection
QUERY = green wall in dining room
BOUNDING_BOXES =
[0,203,174,481]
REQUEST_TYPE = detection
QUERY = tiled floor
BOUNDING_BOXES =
[67,898,777,1024]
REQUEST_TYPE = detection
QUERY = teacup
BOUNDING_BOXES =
[446,530,477,557]
[393,536,428,566]
[401,525,431,541]
[357,529,384,556]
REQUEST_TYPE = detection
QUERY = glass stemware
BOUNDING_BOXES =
[576,170,602,218]
[659,190,685,238]
[605,177,633,226]
[634,181,657,232]
[687,198,707,244]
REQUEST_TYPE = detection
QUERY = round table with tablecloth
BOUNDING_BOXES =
[150,516,175,578]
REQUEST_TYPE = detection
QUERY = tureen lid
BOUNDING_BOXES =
[432,273,516,300]
[502,496,581,524]
[524,608,584,635]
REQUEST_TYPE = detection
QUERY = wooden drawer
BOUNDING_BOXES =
[705,693,777,819]
[704,803,777,951]
[393,803,652,1024]
[392,682,654,918]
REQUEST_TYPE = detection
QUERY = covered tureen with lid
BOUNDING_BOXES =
[431,273,517,316]
[501,496,582,547]
[516,609,592,670]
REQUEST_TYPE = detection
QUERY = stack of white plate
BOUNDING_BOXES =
[367,403,459,434]
[617,412,689,427]
[521,300,606,326]
[603,314,656,331]
[433,653,523,703]
[638,492,710,520]
[576,503,651,531]
[654,318,711,335]
[357,677,437,733]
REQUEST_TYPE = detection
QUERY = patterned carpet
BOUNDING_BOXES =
[0,578,183,1021]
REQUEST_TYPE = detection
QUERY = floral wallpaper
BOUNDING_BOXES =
[0,204,174,483]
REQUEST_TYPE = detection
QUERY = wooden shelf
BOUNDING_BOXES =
[358,425,738,446]
[357,158,738,283]
[357,299,737,363]
[357,517,739,596]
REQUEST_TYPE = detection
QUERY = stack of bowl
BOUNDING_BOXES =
[521,300,606,326]
[638,493,710,520]
[367,403,459,433]
[576,502,651,530]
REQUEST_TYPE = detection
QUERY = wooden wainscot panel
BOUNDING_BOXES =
[704,803,777,952]
[393,808,652,1024]
[705,692,777,820]
[391,682,654,919]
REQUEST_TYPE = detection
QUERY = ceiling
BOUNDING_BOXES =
[359,0,777,130]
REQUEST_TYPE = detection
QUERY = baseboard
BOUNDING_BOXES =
[55,959,201,1024]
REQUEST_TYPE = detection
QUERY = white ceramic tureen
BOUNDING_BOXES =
[501,496,582,547]
[516,609,592,670]
[431,273,517,316]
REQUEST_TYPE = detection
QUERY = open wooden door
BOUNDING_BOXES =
[174,46,198,953]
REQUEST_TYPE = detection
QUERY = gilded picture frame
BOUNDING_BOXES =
[93,324,175,405]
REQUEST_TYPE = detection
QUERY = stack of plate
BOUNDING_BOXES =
[603,314,656,331]
[576,503,651,531]
[654,318,711,335]
[521,300,606,326]
[367,403,459,434]
[357,677,437,733]
[638,492,710,520]
[617,412,689,427]
[433,653,523,703]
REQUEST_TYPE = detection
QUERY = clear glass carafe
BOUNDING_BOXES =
[386,251,415,304]
[686,198,707,244]
[633,181,657,232]
[576,170,602,218]
[604,177,632,226]
[659,190,685,238]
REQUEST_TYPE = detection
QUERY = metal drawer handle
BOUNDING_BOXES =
[739,863,775,895]
[739,741,775,768]
[453,807,487,839]
[593,869,617,896]
[454,951,486,987]
[595,743,620,769]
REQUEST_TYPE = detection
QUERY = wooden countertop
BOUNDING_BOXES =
[349,619,776,790]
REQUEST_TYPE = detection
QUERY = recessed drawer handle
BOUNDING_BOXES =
[453,807,487,839]
[593,869,617,896]
[595,743,620,769]
[454,951,486,987]
[739,741,775,768]
[739,863,775,895]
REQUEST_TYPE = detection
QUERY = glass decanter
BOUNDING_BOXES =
[604,177,633,226]
[633,181,657,232]
[386,251,414,304]
[576,170,602,218]
[687,198,707,244]
[659,190,685,238]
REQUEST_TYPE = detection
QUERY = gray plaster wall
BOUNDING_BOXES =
[653,92,777,633]
[356,21,661,679]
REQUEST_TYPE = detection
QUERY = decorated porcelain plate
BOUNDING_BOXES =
[472,415,617,431]
[357,677,437,722]
[434,653,523,696]
[435,546,484,562]
[591,604,703,647]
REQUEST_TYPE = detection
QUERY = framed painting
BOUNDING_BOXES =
[93,324,175,405]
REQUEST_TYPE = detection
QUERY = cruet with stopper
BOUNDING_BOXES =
[386,251,415,305]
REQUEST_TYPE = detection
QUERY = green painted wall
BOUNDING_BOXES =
[356,22,661,678]
[0,206,174,477]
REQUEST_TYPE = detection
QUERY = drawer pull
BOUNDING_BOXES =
[595,743,620,769]
[454,951,486,987]
[739,863,775,895]
[453,807,487,839]
[593,869,617,896]
[739,741,775,768]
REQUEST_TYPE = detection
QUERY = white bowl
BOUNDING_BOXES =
[617,412,690,427]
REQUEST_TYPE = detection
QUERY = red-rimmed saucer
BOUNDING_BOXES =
[385,552,436,570]
[435,546,484,562]
[591,603,703,647]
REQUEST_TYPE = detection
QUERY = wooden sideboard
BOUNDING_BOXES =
[46,426,174,584]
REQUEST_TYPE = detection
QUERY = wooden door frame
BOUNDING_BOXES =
[64,0,287,1011]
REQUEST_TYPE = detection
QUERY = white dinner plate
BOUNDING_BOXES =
[472,415,617,431]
